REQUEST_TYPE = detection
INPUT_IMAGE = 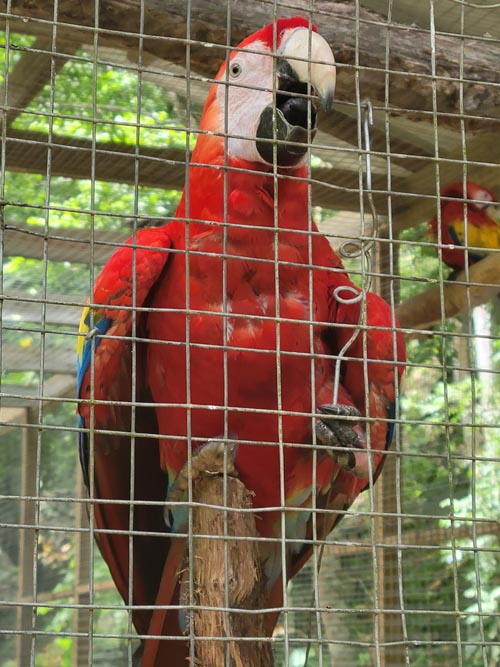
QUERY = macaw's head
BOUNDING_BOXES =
[441,181,499,217]
[198,16,336,169]
[428,181,500,269]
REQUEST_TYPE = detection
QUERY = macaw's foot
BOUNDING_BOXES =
[167,439,239,503]
[316,404,367,475]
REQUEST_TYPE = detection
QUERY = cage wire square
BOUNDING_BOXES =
[1,1,499,667]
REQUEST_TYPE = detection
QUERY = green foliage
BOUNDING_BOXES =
[11,45,194,149]
[0,32,35,83]
[397,227,500,667]
[1,34,186,665]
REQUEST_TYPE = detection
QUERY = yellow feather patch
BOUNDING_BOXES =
[451,218,500,250]
[76,303,91,363]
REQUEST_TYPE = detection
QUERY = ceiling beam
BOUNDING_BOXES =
[3,129,405,211]
[4,128,187,190]
[2,290,85,326]
[1,342,75,374]
[0,36,79,128]
[2,1,499,122]
[3,221,129,263]
[0,375,76,410]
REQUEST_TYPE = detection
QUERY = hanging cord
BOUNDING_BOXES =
[303,100,378,667]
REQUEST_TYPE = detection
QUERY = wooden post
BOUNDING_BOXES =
[16,408,38,667]
[71,469,91,667]
[374,236,406,667]
[374,458,405,667]
[188,474,274,667]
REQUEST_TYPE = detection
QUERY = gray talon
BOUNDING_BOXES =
[316,404,363,472]
[167,439,238,503]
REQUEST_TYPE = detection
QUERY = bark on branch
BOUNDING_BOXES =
[5,0,500,124]
[189,475,274,667]
[396,254,500,331]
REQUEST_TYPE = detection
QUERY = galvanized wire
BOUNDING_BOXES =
[1,2,499,667]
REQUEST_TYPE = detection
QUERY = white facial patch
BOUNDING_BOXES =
[214,41,275,164]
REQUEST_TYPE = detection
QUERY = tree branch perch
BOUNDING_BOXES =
[4,0,500,124]
[396,254,500,331]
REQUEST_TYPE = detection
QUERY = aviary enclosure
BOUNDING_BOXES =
[0,1,499,666]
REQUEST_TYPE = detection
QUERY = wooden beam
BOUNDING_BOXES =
[3,290,86,326]
[16,408,38,667]
[72,471,91,667]
[0,374,76,409]
[0,36,78,128]
[3,221,128,263]
[0,406,27,434]
[323,518,500,556]
[4,129,187,190]
[1,343,75,374]
[373,238,405,667]
[2,1,499,123]
[3,129,404,211]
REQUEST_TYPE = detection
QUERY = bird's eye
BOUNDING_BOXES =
[229,62,242,78]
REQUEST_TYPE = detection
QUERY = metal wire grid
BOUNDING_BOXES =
[1,1,499,666]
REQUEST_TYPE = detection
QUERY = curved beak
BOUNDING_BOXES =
[255,26,336,167]
[279,26,336,112]
[486,202,500,225]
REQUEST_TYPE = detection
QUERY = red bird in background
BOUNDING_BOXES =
[428,181,500,272]
[77,16,405,666]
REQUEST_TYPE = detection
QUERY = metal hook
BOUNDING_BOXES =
[331,99,379,400]
[338,99,378,263]
[363,99,374,193]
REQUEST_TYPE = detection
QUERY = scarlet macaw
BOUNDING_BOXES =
[428,181,500,272]
[77,16,405,665]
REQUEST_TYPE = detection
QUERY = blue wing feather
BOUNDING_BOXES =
[76,309,111,488]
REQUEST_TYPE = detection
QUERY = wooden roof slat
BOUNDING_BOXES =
[3,130,408,212]
[1,343,75,374]
[0,36,78,128]
[334,104,462,158]
[3,222,129,263]
[361,0,500,41]
[2,290,85,327]
[4,129,187,190]
[0,375,76,411]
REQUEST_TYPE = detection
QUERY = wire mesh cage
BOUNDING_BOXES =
[1,1,499,667]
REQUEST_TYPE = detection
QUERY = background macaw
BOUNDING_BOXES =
[428,181,500,272]
[77,16,405,666]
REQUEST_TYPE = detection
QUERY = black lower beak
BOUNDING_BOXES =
[256,63,318,167]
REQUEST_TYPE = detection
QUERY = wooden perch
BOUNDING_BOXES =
[396,254,500,331]
[188,474,274,667]
[5,0,500,123]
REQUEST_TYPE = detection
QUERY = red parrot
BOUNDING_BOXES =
[77,17,405,666]
[428,181,500,272]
